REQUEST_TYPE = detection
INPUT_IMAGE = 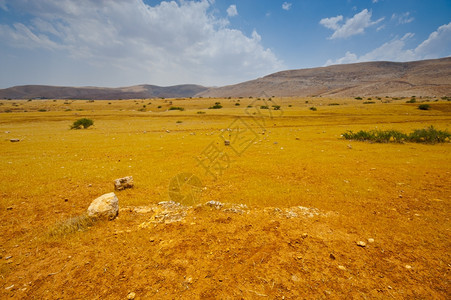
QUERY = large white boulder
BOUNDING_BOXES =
[87,192,119,220]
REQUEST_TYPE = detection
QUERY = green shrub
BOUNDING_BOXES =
[209,102,222,109]
[418,104,430,110]
[406,98,416,103]
[235,103,240,106]
[354,97,362,100]
[71,118,94,129]
[363,101,375,104]
[260,105,269,109]
[176,120,183,123]
[309,107,317,111]
[272,105,281,110]
[169,106,185,111]
[328,103,339,106]
[197,111,206,114]
[38,109,47,112]
[408,126,450,144]
[342,126,450,144]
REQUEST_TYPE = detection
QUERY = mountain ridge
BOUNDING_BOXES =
[1,57,450,99]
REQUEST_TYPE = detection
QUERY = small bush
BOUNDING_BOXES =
[418,104,430,110]
[354,97,363,100]
[328,103,339,106]
[272,105,281,110]
[260,105,269,109]
[38,109,47,112]
[71,118,94,129]
[406,98,416,103]
[176,120,183,123]
[209,102,222,109]
[169,106,185,111]
[235,103,240,106]
[408,126,450,144]
[197,111,206,114]
[309,107,317,111]
[363,101,375,104]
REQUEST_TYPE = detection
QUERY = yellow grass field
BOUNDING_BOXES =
[1,97,450,298]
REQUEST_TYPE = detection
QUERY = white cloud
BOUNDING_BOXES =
[282,2,292,11]
[0,0,283,87]
[226,4,237,17]
[392,12,414,24]
[320,9,384,39]
[372,0,379,3]
[325,22,451,65]
[0,0,8,11]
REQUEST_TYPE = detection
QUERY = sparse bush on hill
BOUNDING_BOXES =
[354,97,363,100]
[71,118,94,129]
[342,126,450,144]
[272,105,281,110]
[363,101,375,104]
[260,105,269,109]
[406,98,416,103]
[418,104,430,110]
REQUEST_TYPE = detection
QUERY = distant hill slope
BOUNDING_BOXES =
[0,84,208,100]
[196,57,451,97]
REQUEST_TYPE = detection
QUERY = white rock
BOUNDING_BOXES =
[87,192,119,220]
[356,241,366,247]
[127,292,136,299]
[368,238,375,243]
[114,176,134,191]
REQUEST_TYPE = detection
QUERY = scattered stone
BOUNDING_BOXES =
[166,130,170,133]
[5,284,14,290]
[127,292,136,299]
[88,184,92,187]
[338,265,346,271]
[5,256,12,260]
[6,206,13,210]
[114,176,134,191]
[10,139,20,142]
[206,200,224,209]
[87,192,119,220]
[347,144,352,149]
[368,238,375,243]
[295,137,300,140]
[301,233,308,239]
[5,131,10,133]
[405,264,412,269]
[273,141,278,144]
[224,140,230,146]
[329,253,336,260]
[356,241,366,247]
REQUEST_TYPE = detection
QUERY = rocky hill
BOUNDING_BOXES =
[196,57,451,98]
[1,57,450,99]
[0,84,208,100]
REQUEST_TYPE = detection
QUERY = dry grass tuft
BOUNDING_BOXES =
[47,214,96,237]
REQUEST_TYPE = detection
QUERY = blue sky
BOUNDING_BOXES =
[0,0,450,88]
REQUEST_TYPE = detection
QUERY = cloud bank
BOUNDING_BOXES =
[326,22,451,65]
[0,0,283,87]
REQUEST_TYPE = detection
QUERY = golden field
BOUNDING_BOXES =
[0,97,450,299]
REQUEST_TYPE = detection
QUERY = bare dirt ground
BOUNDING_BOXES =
[0,97,450,299]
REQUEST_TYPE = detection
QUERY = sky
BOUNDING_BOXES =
[0,0,450,89]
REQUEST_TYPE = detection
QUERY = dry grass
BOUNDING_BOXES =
[0,97,450,298]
